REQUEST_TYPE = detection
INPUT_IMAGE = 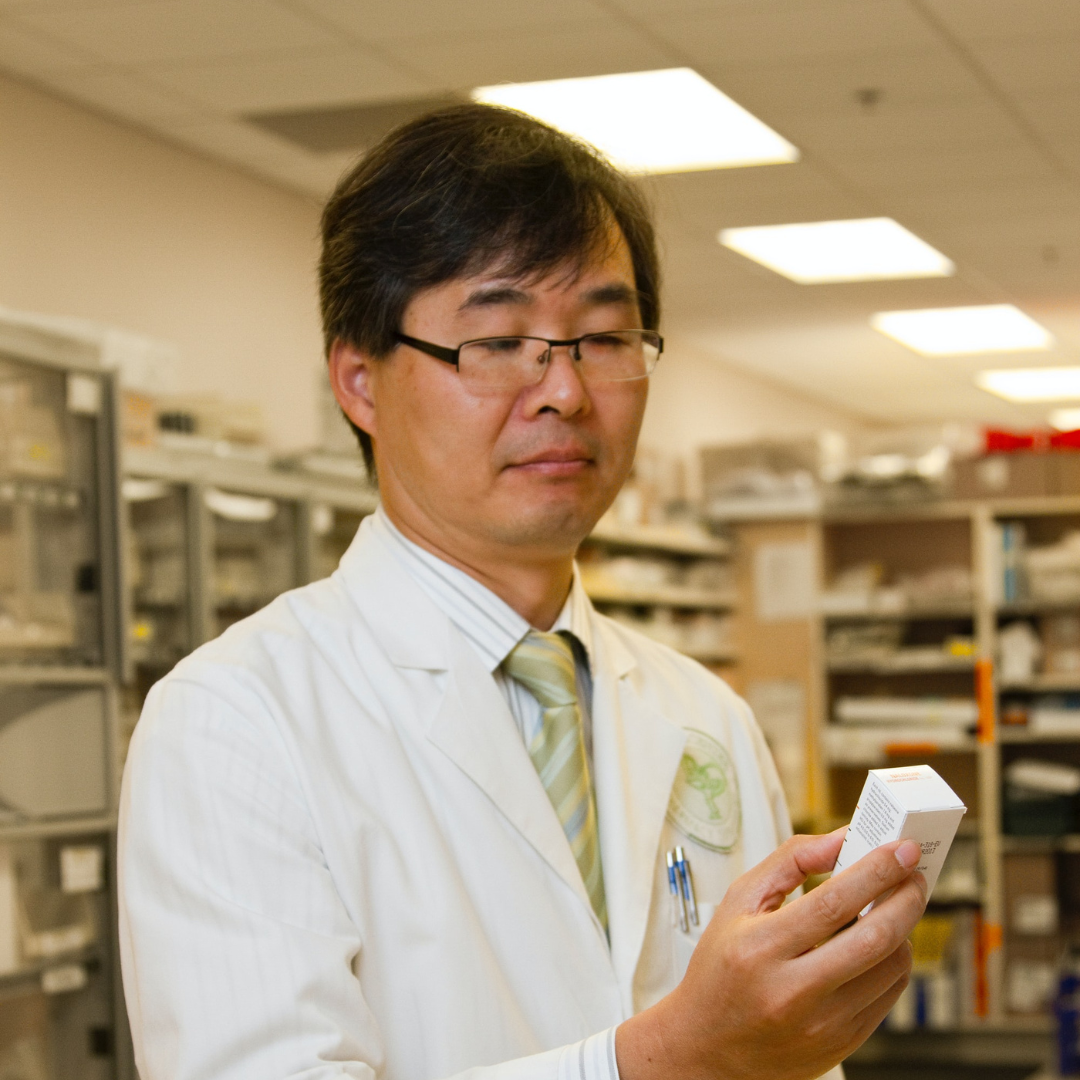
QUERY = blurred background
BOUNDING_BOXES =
[0,1,1078,1077]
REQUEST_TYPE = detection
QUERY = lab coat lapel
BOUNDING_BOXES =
[590,619,687,1010]
[426,631,594,915]
[339,520,596,916]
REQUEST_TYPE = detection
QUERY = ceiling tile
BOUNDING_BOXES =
[287,0,610,43]
[817,143,1061,199]
[921,0,1080,43]
[36,67,203,123]
[647,0,941,67]
[775,99,1027,156]
[968,39,1080,92]
[647,161,869,239]
[147,47,429,113]
[376,19,673,88]
[10,0,340,65]
[0,17,96,75]
[714,47,989,128]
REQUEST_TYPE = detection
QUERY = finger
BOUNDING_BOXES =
[720,829,848,917]
[798,873,926,991]
[847,969,911,1049]
[765,839,921,958]
[823,941,913,1024]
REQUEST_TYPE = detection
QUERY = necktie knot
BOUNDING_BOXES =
[502,631,578,711]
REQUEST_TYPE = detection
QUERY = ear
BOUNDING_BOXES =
[328,339,378,440]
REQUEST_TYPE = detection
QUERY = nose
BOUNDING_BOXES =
[525,343,590,417]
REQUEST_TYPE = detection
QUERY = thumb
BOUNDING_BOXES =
[723,829,847,916]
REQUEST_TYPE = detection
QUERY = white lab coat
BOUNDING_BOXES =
[119,517,838,1080]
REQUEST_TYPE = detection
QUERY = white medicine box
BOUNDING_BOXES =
[833,764,967,901]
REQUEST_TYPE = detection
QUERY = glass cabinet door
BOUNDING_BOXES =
[205,488,301,639]
[1,832,120,1080]
[122,479,191,686]
[0,355,113,668]
[309,503,368,582]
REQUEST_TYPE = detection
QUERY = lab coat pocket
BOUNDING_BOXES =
[670,901,716,984]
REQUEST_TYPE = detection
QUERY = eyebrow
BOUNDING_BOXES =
[458,281,640,313]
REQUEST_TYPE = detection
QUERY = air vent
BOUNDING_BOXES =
[246,94,462,154]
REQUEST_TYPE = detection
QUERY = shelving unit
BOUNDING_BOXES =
[578,512,737,680]
[0,318,131,1080]
[718,494,1080,1040]
[119,445,379,743]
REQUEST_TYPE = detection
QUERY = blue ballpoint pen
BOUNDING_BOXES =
[674,846,699,927]
[666,850,688,932]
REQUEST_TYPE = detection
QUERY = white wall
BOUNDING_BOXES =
[0,72,864,462]
[0,73,325,451]
[639,336,865,489]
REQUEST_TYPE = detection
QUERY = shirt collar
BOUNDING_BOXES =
[371,506,593,674]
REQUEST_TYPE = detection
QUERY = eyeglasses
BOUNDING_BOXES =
[394,329,663,392]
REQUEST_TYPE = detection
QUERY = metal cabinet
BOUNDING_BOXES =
[0,319,130,1080]
[121,446,376,679]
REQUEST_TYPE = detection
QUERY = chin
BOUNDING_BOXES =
[488,499,602,552]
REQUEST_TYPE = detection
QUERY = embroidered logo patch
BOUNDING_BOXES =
[666,728,741,852]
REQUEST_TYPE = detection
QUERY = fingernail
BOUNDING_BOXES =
[913,871,928,898]
[895,840,920,868]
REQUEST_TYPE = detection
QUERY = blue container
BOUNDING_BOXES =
[1056,970,1080,1075]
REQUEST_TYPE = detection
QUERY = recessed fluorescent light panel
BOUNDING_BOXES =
[1051,408,1080,431]
[871,304,1054,356]
[718,218,954,283]
[977,368,1080,403]
[472,68,798,175]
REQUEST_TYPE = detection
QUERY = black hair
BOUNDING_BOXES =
[319,102,661,475]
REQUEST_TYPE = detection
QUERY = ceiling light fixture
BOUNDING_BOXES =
[718,218,954,283]
[1050,408,1080,431]
[871,304,1054,356]
[976,368,1080,403]
[472,68,798,175]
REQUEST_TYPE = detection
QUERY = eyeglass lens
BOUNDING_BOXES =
[458,331,659,390]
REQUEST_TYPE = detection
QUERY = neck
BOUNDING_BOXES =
[381,502,576,631]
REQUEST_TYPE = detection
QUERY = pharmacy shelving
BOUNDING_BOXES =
[0,317,131,1080]
[713,489,1080,1040]
[579,514,737,677]
[120,445,378,732]
[714,499,1016,1034]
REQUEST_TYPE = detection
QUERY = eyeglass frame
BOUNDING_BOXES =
[393,329,664,382]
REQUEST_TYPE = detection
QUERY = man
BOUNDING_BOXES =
[119,105,924,1080]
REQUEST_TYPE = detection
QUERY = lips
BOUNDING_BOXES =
[512,447,592,466]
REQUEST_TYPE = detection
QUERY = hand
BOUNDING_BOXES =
[616,830,926,1080]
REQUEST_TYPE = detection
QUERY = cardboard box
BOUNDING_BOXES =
[833,764,967,908]
[952,453,1052,499]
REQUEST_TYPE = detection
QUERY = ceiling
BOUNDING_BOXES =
[0,0,1078,430]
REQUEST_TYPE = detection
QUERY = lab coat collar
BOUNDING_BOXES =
[336,513,450,670]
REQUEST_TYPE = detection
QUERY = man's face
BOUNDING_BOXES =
[332,229,648,561]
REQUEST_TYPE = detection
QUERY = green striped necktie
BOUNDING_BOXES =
[502,630,607,930]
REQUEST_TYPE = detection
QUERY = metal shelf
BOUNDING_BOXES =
[827,654,977,674]
[821,604,974,621]
[1000,674,1080,692]
[0,665,110,685]
[586,520,731,558]
[584,583,737,609]
[0,945,103,1000]
[1001,834,1080,854]
[1000,727,1080,743]
[0,814,116,842]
